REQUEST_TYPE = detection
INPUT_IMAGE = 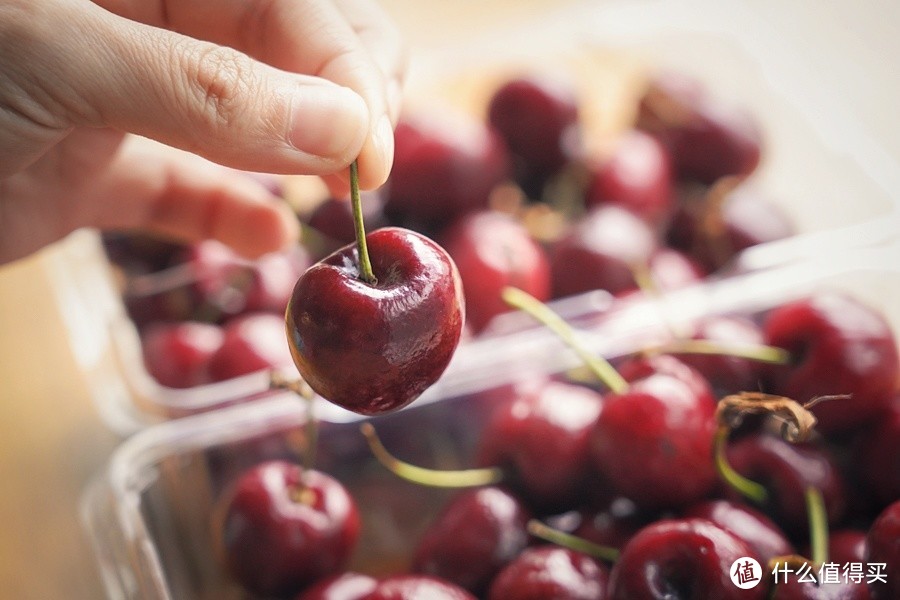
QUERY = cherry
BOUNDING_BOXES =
[585,129,673,224]
[608,518,766,599]
[549,204,658,299]
[852,394,900,509]
[411,485,531,595]
[306,192,388,255]
[474,379,604,514]
[181,239,251,318]
[384,111,510,230]
[207,312,295,381]
[816,529,868,566]
[762,293,899,435]
[487,545,610,600]
[589,357,718,510]
[242,246,311,315]
[363,574,476,599]
[439,210,551,334]
[294,572,378,600]
[724,433,847,536]
[215,460,360,598]
[286,227,464,415]
[140,320,223,388]
[683,499,794,564]
[486,74,581,188]
[572,497,648,553]
[866,500,900,600]
[637,71,762,184]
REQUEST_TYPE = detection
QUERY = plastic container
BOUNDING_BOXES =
[50,0,900,438]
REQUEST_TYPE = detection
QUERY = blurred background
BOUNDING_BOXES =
[0,0,898,596]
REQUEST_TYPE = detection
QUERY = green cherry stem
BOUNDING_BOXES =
[641,339,792,365]
[501,286,629,394]
[713,425,769,505]
[805,486,829,566]
[360,423,503,488]
[350,160,376,285]
[526,519,620,563]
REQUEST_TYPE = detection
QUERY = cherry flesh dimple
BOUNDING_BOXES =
[286,227,464,416]
[363,574,476,600]
[549,204,658,299]
[683,499,794,564]
[217,460,360,599]
[475,379,604,514]
[866,501,900,600]
[585,129,673,225]
[207,312,294,381]
[411,485,531,595]
[487,546,610,600]
[141,321,223,388]
[590,358,718,510]
[384,112,510,231]
[487,74,581,187]
[294,572,378,600]
[609,518,766,599]
[763,292,899,434]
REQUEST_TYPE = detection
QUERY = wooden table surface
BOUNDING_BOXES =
[0,2,897,597]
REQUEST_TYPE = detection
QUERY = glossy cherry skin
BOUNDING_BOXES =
[286,227,464,415]
[683,499,793,564]
[763,292,899,435]
[294,572,378,600]
[141,320,223,388]
[439,210,551,334]
[585,129,673,225]
[411,486,531,595]
[725,433,847,536]
[637,71,762,184]
[487,74,581,185]
[573,497,649,553]
[475,379,604,514]
[385,112,510,230]
[590,358,718,510]
[550,204,658,299]
[363,575,476,599]
[487,546,610,600]
[866,501,900,600]
[207,311,295,381]
[216,460,360,598]
[609,518,766,599]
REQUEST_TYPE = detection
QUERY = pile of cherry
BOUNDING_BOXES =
[101,69,900,599]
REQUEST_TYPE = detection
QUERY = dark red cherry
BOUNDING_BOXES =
[216,460,360,598]
[207,312,294,381]
[412,486,531,595]
[683,499,793,564]
[763,293,899,435]
[439,210,550,334]
[487,74,581,184]
[306,192,388,256]
[572,497,648,552]
[637,71,762,184]
[286,227,465,415]
[590,359,717,510]
[182,239,251,317]
[141,320,223,388]
[475,379,604,514]
[242,247,311,314]
[364,574,476,599]
[866,500,900,600]
[852,394,900,509]
[585,129,673,224]
[609,518,766,599]
[816,529,868,566]
[725,433,847,535]
[549,204,658,299]
[294,572,378,600]
[487,546,609,600]
[385,112,510,230]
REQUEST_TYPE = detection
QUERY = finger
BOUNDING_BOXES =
[1,0,370,178]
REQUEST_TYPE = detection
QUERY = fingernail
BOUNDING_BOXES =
[372,114,395,184]
[288,85,368,161]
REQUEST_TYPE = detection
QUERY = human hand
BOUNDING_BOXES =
[0,0,406,265]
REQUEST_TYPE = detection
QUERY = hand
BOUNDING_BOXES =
[0,0,406,264]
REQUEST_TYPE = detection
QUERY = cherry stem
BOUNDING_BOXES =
[526,519,620,563]
[641,339,792,365]
[805,486,829,566]
[360,423,503,488]
[350,160,376,285]
[713,425,768,505]
[501,286,629,394]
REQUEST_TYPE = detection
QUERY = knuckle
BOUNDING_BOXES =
[178,43,258,133]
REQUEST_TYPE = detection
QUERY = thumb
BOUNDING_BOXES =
[0,0,370,177]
